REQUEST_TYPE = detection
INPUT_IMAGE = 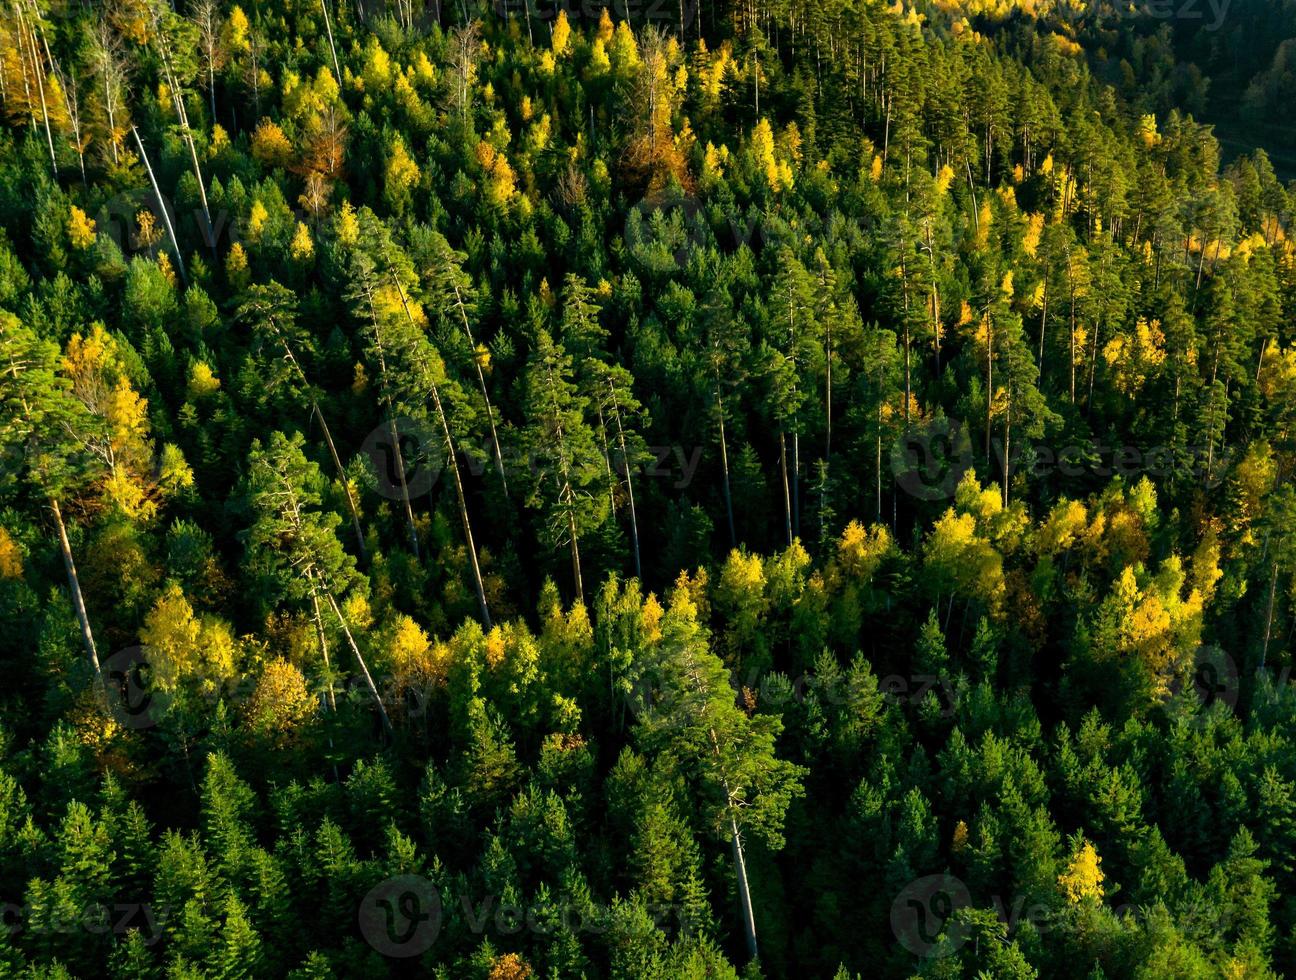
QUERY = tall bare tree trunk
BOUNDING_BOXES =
[131,127,189,286]
[431,383,491,628]
[779,430,792,546]
[320,0,342,82]
[609,378,642,580]
[324,591,393,737]
[51,497,102,687]
[312,400,366,561]
[730,808,759,962]
[16,2,57,176]
[450,281,509,501]
[716,378,737,550]
[308,577,338,711]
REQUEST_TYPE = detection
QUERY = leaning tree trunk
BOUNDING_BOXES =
[312,399,367,561]
[431,382,491,628]
[307,576,338,711]
[324,590,393,737]
[729,807,759,962]
[716,382,737,550]
[131,127,188,286]
[51,497,102,688]
[452,282,510,502]
[609,380,642,581]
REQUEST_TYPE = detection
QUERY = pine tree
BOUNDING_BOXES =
[0,312,106,687]
[520,329,606,603]
[236,283,366,560]
[634,586,806,962]
[244,430,391,734]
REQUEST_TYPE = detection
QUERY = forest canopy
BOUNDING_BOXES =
[0,0,1293,977]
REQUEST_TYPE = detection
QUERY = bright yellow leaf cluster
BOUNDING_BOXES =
[245,659,315,738]
[68,206,96,250]
[0,527,22,580]
[140,585,238,693]
[1058,840,1105,904]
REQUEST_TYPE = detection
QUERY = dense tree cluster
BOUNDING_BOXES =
[0,0,1293,976]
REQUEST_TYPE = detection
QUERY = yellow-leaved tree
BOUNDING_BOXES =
[245,659,315,741]
[1058,838,1105,904]
[139,585,238,693]
[63,323,191,519]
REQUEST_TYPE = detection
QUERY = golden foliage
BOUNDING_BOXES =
[752,118,794,192]
[245,659,315,738]
[226,242,250,289]
[0,527,22,580]
[251,118,293,168]
[488,953,532,980]
[834,521,894,583]
[551,10,572,57]
[64,325,161,518]
[386,135,420,192]
[187,361,221,398]
[140,585,238,693]
[68,207,96,249]
[1058,839,1105,904]
[289,221,314,262]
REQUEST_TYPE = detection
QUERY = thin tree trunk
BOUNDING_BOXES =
[324,591,393,737]
[716,381,737,550]
[450,270,509,502]
[360,277,420,559]
[431,382,491,628]
[568,507,584,604]
[1262,557,1278,671]
[609,379,642,581]
[308,579,338,711]
[779,430,792,547]
[320,0,342,82]
[876,395,883,525]
[730,808,759,962]
[791,428,800,541]
[131,126,189,287]
[16,3,57,177]
[313,400,366,561]
[52,497,102,688]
